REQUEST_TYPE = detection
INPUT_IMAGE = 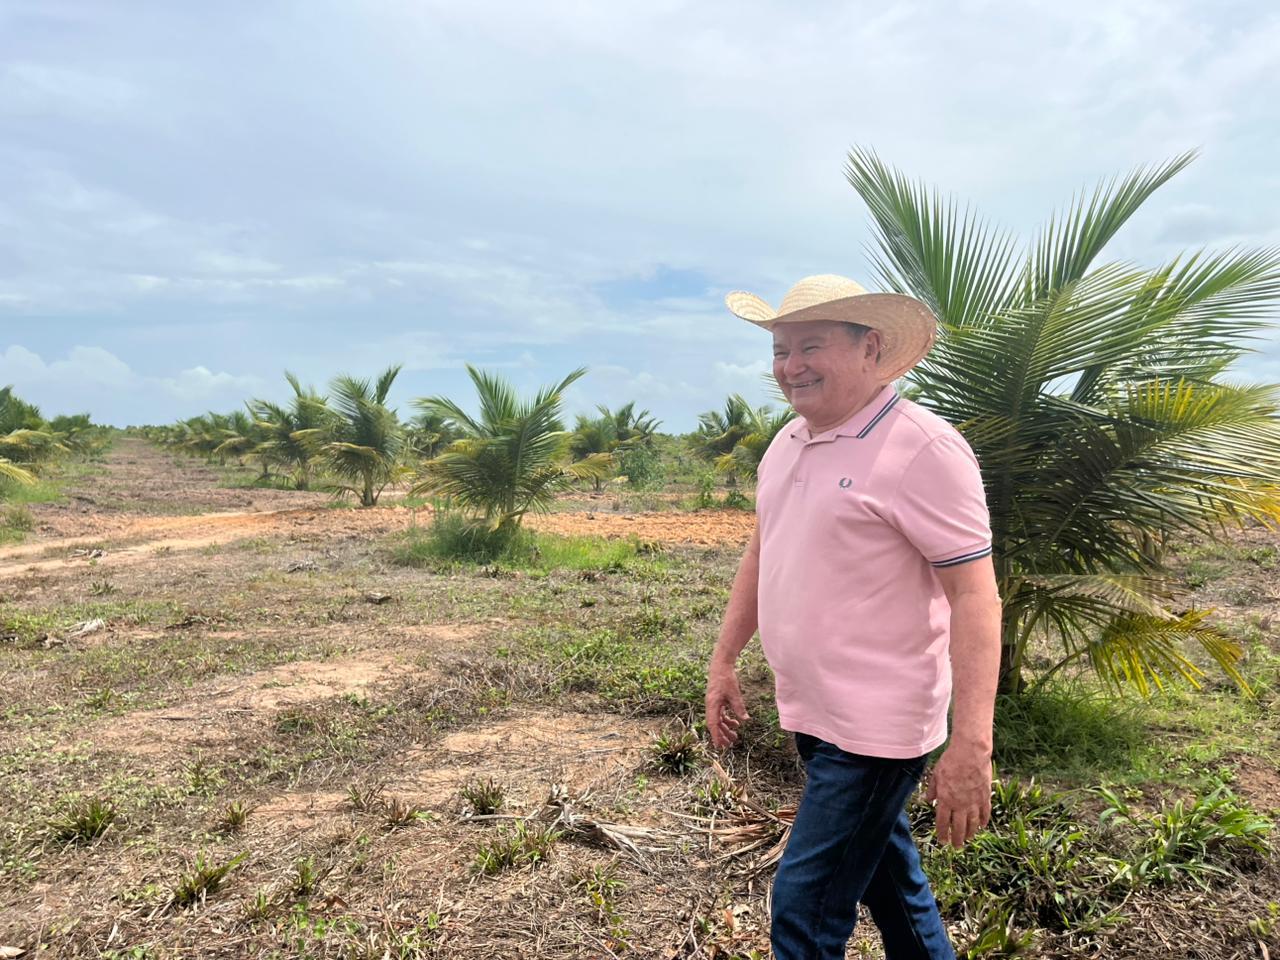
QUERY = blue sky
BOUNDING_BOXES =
[2,0,1279,430]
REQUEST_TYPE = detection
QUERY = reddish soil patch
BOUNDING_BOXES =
[526,509,754,547]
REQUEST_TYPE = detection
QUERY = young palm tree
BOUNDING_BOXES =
[213,409,272,476]
[297,366,404,507]
[1,389,65,492]
[690,395,755,485]
[715,403,794,482]
[411,366,611,535]
[568,411,618,493]
[844,146,1280,695]
[249,373,331,490]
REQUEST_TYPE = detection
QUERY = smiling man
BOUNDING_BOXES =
[705,275,1002,960]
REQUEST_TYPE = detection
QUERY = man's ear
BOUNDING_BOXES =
[864,329,884,365]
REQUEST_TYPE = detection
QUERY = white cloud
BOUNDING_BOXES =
[0,344,263,423]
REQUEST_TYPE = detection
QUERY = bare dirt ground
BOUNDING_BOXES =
[1,439,1277,960]
[0,441,785,960]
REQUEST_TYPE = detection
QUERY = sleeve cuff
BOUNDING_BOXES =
[930,545,993,568]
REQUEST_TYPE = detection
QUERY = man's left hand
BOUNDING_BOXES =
[924,742,993,849]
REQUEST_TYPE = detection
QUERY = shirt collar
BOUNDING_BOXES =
[789,385,900,444]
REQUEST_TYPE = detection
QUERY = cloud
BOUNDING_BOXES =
[0,344,262,424]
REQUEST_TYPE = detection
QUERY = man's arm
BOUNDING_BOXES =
[926,554,1001,848]
[705,527,760,748]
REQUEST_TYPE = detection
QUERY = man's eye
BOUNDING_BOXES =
[803,346,820,353]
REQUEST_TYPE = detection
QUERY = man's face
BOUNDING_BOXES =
[771,319,882,430]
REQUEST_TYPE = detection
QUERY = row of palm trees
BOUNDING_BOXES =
[148,367,672,523]
[0,387,106,491]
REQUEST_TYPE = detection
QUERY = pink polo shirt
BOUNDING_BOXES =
[755,385,992,759]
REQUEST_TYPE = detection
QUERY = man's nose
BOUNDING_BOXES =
[782,353,807,380]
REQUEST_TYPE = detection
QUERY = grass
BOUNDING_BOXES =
[171,850,247,909]
[460,777,505,816]
[46,795,117,847]
[5,439,1279,958]
[472,821,561,875]
[387,514,665,575]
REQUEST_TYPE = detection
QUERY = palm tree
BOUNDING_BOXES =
[297,366,404,507]
[690,395,754,485]
[404,408,459,461]
[213,409,272,476]
[0,387,65,486]
[715,403,794,482]
[844,146,1280,695]
[249,373,331,490]
[410,366,611,536]
[606,401,661,446]
[567,402,659,492]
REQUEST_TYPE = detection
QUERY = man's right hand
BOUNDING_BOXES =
[705,661,750,749]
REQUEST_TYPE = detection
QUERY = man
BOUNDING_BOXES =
[704,275,1002,960]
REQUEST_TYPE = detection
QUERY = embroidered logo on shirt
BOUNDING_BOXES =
[838,477,853,489]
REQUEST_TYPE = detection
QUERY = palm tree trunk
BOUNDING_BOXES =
[997,614,1024,696]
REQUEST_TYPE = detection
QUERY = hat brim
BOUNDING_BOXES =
[727,291,937,383]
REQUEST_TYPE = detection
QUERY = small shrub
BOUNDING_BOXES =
[171,850,246,909]
[2,504,33,532]
[461,778,505,816]
[619,444,663,490]
[47,796,117,847]
[473,821,560,875]
[89,578,117,597]
[693,472,716,509]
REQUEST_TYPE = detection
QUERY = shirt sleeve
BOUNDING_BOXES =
[887,431,992,568]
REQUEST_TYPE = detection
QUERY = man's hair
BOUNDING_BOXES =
[843,323,872,342]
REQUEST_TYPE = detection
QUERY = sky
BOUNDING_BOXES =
[2,0,1279,430]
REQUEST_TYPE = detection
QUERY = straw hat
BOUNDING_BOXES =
[725,274,937,382]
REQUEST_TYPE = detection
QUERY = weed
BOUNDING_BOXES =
[693,777,736,816]
[83,686,116,710]
[958,901,1037,958]
[473,821,561,875]
[572,862,631,947]
[170,850,247,909]
[88,578,117,597]
[215,800,251,834]
[346,782,386,812]
[292,855,323,897]
[1098,782,1273,888]
[650,727,704,775]
[47,795,117,847]
[461,777,505,816]
[1247,901,1279,940]
[184,755,224,794]
[382,795,431,830]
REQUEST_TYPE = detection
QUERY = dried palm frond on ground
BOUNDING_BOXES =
[678,760,797,877]
[466,782,671,865]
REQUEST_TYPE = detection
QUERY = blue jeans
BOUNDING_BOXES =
[770,733,956,960]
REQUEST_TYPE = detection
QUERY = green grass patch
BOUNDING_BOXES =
[994,681,1150,783]
[518,620,709,713]
[387,513,663,575]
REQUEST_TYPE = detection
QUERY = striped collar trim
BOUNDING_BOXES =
[790,387,901,442]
